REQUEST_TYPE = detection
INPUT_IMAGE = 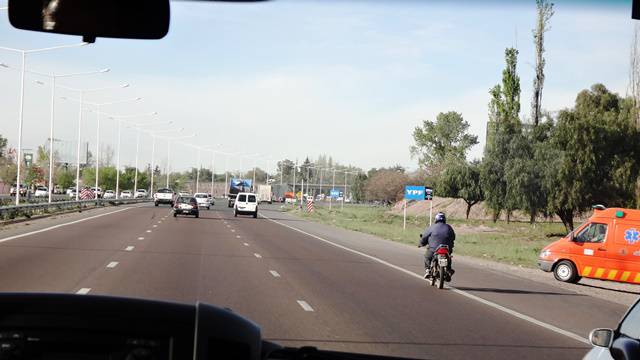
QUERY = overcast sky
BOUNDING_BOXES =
[0,0,634,174]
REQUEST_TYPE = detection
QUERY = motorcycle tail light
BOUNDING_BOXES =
[436,248,449,255]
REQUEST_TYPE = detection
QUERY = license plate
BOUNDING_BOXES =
[438,258,448,267]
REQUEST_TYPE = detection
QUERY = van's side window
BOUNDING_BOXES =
[576,223,607,243]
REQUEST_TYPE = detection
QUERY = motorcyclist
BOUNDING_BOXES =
[419,212,455,279]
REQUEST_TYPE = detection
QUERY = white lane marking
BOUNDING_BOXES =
[261,213,590,345]
[137,237,144,240]
[76,288,91,295]
[243,242,249,246]
[231,229,236,233]
[146,230,152,233]
[106,261,119,269]
[153,225,158,228]
[297,300,314,312]
[0,206,137,244]
[269,270,281,278]
[226,225,231,228]
[254,253,262,258]
[157,221,162,224]
[125,246,135,251]
[236,235,241,238]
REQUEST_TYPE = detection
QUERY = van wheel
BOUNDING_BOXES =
[253,211,258,218]
[173,212,177,218]
[234,210,238,217]
[554,260,580,283]
[155,202,158,207]
[195,213,199,218]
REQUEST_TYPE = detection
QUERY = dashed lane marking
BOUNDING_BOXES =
[297,300,314,312]
[153,225,158,228]
[254,253,262,258]
[243,243,249,246]
[146,230,152,233]
[76,288,91,295]
[269,270,281,278]
[137,237,144,240]
[236,235,241,238]
[260,213,590,345]
[106,261,119,269]
[125,246,135,251]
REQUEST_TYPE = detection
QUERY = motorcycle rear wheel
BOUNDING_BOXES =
[438,267,445,289]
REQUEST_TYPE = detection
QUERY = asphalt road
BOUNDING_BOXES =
[0,201,629,359]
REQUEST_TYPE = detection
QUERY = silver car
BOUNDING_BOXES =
[584,298,640,359]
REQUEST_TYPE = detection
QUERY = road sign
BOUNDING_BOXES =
[425,187,433,201]
[404,186,425,200]
[330,189,340,198]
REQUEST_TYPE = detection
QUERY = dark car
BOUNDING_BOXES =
[173,196,199,218]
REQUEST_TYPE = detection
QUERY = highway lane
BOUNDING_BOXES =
[0,201,614,359]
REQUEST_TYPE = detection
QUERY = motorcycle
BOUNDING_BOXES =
[428,244,452,289]
[419,233,453,290]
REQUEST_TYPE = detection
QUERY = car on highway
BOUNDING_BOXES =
[103,190,116,199]
[194,193,211,210]
[234,192,258,218]
[154,188,175,206]
[120,190,133,199]
[67,189,77,198]
[134,189,148,198]
[66,187,75,195]
[34,186,48,197]
[538,206,640,285]
[91,187,103,198]
[173,196,199,218]
[585,297,640,360]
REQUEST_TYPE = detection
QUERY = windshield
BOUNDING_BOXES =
[0,1,634,359]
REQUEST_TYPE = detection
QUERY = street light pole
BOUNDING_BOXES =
[0,42,88,205]
[196,147,201,193]
[330,168,336,210]
[342,171,347,210]
[74,91,83,201]
[133,127,140,194]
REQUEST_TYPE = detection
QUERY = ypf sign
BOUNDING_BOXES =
[404,186,425,200]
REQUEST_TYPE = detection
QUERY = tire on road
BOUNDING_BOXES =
[155,202,159,207]
[253,211,258,219]
[553,260,581,283]
[173,212,177,217]
[438,267,445,289]
[234,210,238,217]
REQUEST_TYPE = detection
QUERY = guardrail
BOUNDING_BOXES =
[0,198,152,222]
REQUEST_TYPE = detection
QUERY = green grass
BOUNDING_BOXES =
[284,204,567,267]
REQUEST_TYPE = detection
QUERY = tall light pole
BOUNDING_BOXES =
[30,67,110,203]
[0,42,88,205]
[104,111,159,198]
[58,83,129,200]
[201,144,222,197]
[330,168,336,210]
[163,133,196,189]
[128,120,171,195]
[63,93,139,199]
[146,128,183,196]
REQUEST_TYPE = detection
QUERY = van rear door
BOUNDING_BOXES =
[608,221,640,283]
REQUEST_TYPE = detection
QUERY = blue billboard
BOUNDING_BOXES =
[330,189,341,198]
[404,185,425,200]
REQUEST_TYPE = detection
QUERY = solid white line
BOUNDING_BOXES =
[254,253,262,258]
[243,242,249,246]
[137,237,144,240]
[76,288,91,295]
[0,206,136,244]
[269,270,281,278]
[261,213,590,345]
[297,300,314,312]
[106,261,119,268]
[125,246,135,251]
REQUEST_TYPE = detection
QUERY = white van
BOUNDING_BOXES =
[234,192,258,218]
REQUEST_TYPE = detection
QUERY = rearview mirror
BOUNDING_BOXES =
[9,0,170,42]
[589,328,614,348]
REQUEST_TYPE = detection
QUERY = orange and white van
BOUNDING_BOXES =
[538,206,640,284]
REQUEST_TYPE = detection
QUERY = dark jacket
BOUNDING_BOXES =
[420,222,455,252]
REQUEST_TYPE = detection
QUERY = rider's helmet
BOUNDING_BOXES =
[435,212,446,224]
